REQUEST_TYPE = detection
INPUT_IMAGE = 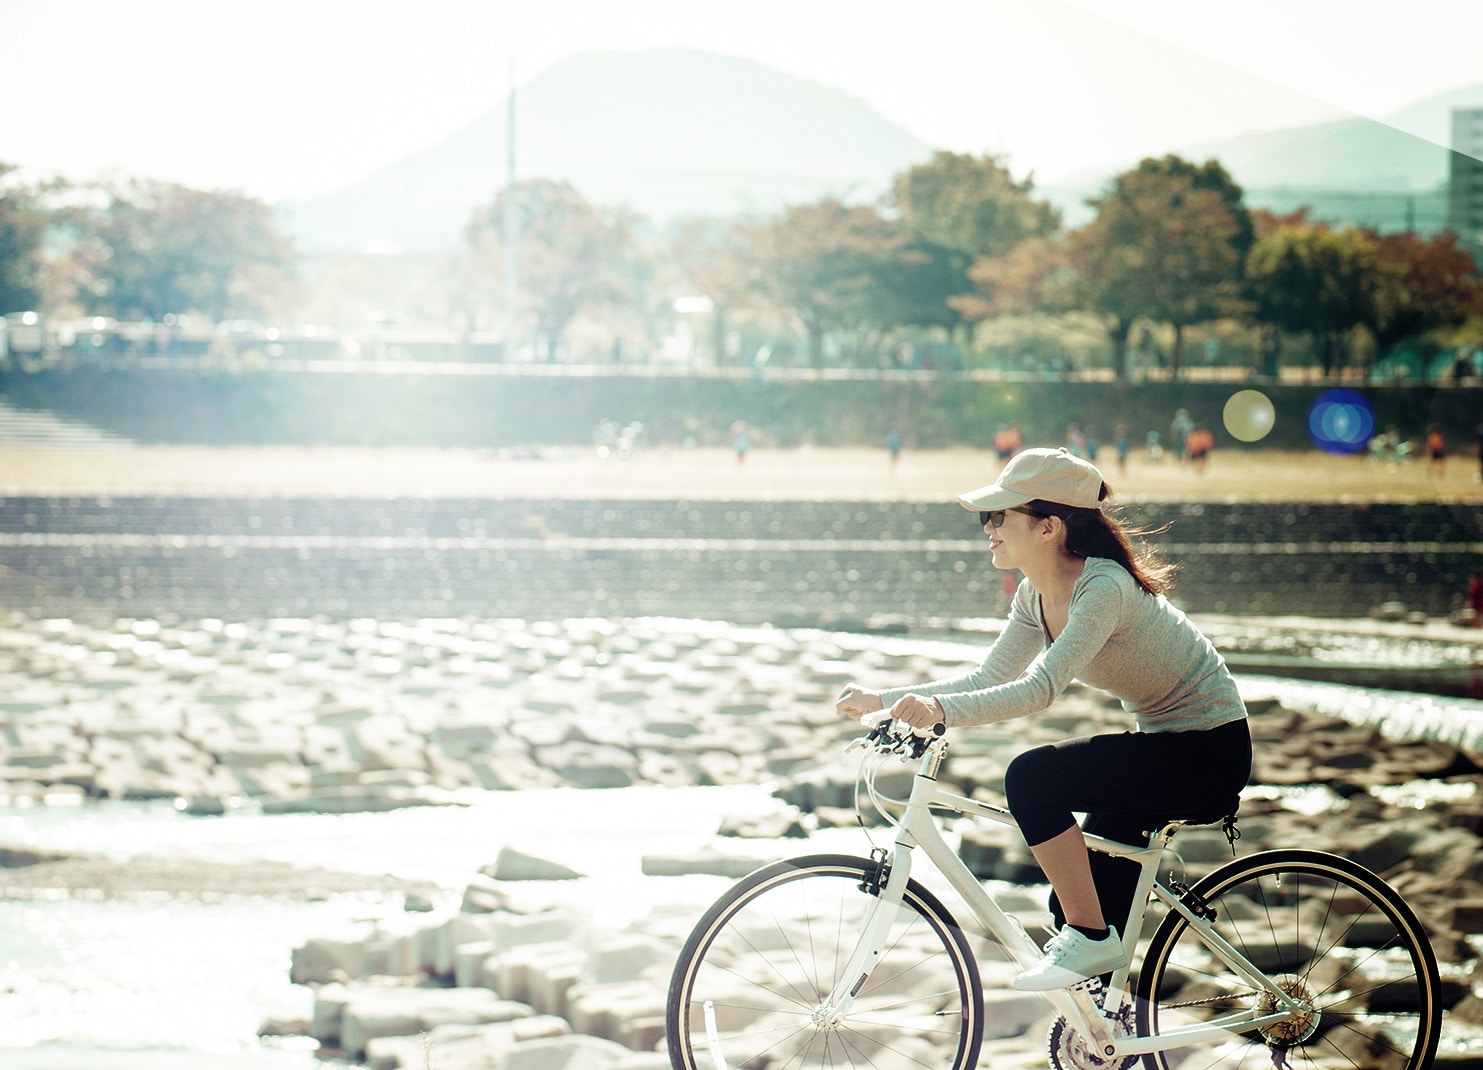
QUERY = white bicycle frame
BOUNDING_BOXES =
[826,730,1309,1061]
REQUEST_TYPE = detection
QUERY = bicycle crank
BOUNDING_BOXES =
[1048,1001,1136,1070]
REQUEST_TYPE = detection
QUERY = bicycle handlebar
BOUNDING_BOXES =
[851,713,945,760]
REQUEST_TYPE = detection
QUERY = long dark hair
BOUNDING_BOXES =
[1024,485,1177,596]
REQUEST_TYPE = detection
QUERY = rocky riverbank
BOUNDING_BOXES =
[3,612,1483,1066]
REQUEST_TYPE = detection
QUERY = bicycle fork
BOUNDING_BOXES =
[697,861,921,1070]
[815,845,918,1026]
[696,844,956,1070]
[813,833,1123,1059]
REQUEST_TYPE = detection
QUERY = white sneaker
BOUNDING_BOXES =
[1012,926,1128,991]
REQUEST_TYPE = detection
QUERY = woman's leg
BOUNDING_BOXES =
[1005,723,1249,990]
[1006,721,1251,926]
[1028,824,1104,929]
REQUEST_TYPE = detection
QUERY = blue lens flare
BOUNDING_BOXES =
[1307,389,1375,454]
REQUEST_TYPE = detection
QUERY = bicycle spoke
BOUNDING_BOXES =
[1136,850,1439,1070]
[667,855,982,1070]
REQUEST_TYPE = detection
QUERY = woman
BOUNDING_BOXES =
[836,447,1250,991]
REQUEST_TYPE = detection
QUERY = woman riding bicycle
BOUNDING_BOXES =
[837,446,1251,992]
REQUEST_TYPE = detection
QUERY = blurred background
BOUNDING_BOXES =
[2,0,1480,635]
[1,4,1482,1068]
[1,0,1481,387]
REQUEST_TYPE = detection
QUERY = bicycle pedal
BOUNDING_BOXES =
[1069,977,1107,1009]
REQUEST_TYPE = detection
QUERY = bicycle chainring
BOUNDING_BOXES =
[1048,1000,1136,1070]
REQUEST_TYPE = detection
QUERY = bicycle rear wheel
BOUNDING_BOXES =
[665,853,984,1070]
[1136,848,1440,1070]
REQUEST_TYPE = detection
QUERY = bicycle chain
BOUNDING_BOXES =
[1164,992,1258,1009]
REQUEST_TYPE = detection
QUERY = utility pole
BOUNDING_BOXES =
[503,57,518,362]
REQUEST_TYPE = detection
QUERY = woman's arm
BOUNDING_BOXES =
[878,581,1045,708]
[925,572,1128,727]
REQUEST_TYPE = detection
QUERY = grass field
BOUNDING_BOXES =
[2,444,1481,503]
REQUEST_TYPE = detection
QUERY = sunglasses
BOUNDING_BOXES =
[979,507,1036,529]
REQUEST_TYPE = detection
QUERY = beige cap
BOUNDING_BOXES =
[958,447,1106,511]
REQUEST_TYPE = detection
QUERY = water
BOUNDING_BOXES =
[1238,673,1483,751]
[1,663,1480,1068]
[0,898,339,1069]
[0,785,784,1069]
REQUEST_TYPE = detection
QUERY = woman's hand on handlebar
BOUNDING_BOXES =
[836,684,884,721]
[887,693,946,732]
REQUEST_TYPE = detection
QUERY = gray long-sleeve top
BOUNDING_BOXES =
[880,558,1247,733]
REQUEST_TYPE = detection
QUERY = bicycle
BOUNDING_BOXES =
[666,716,1441,1070]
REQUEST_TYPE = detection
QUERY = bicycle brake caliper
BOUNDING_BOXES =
[1169,879,1217,922]
[859,848,890,896]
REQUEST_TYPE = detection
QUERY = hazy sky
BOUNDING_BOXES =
[2,0,1478,202]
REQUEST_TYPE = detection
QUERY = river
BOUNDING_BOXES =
[1,646,1480,1069]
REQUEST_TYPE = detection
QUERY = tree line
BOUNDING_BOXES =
[3,153,1480,380]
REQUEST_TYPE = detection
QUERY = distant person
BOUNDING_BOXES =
[1114,424,1131,474]
[1084,428,1100,463]
[1370,425,1409,466]
[1145,430,1163,462]
[1064,423,1087,458]
[887,428,902,469]
[1185,428,1214,472]
[1169,409,1194,463]
[1426,423,1445,477]
[731,421,751,465]
[993,424,1022,464]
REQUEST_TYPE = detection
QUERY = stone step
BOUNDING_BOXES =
[0,496,1476,623]
[0,398,135,449]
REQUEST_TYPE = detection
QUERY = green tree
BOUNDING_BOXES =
[1061,224,1142,380]
[467,178,638,361]
[0,164,47,314]
[1070,156,1254,379]
[869,236,973,337]
[667,217,755,366]
[1244,208,1312,375]
[889,151,1060,341]
[953,235,1074,323]
[1246,222,1378,377]
[891,151,1059,260]
[1362,230,1482,362]
[738,197,909,367]
[83,179,294,321]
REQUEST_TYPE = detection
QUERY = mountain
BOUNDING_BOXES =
[1045,83,1483,231]
[279,48,934,253]
[1387,84,1483,152]
[1181,92,1483,194]
[281,55,1482,252]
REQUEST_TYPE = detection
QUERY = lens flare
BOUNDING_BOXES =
[1222,390,1275,442]
[1307,388,1374,454]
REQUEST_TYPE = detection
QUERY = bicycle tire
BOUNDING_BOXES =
[665,852,985,1070]
[1135,848,1441,1070]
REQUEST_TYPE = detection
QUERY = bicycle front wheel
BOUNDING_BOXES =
[1136,848,1440,1070]
[665,853,984,1070]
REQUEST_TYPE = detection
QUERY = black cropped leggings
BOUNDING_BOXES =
[1003,718,1252,928]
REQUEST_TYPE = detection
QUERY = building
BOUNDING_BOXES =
[1448,107,1483,265]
